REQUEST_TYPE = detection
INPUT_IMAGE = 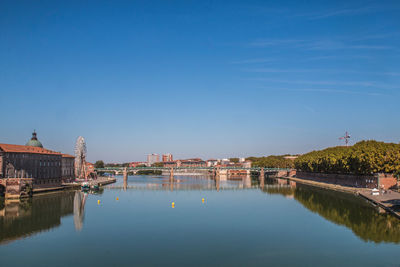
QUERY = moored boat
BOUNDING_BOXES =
[81,182,90,191]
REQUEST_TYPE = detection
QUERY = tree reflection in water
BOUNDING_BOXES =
[262,179,400,244]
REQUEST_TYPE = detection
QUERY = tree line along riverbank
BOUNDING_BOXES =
[294,140,400,176]
[249,140,400,178]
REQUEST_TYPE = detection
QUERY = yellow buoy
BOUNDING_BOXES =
[116,197,119,201]
[97,200,101,204]
[171,202,175,208]
[202,198,205,203]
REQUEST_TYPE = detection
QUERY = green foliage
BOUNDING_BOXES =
[229,158,239,163]
[137,170,162,175]
[152,162,164,167]
[246,155,294,168]
[104,162,130,167]
[94,160,105,169]
[295,140,400,175]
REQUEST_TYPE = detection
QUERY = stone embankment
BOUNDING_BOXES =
[33,177,116,194]
[62,176,116,189]
[295,171,398,190]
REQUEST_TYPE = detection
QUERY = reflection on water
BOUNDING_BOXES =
[262,178,400,244]
[0,191,88,244]
[73,192,87,231]
[109,174,259,191]
[2,176,400,247]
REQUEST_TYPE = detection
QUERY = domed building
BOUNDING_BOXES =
[26,131,43,148]
[0,131,75,196]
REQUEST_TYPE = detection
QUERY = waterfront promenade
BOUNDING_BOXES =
[62,176,116,189]
[359,190,400,219]
[29,177,117,195]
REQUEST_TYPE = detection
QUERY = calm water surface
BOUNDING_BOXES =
[1,175,400,267]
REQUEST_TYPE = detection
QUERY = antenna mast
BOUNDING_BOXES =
[339,131,351,146]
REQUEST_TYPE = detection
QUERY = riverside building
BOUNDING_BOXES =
[0,131,75,189]
[147,153,159,166]
[61,154,75,182]
[162,153,173,162]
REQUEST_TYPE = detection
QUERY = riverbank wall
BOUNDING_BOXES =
[1,177,116,199]
[295,171,398,190]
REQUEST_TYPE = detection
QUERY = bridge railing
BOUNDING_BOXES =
[95,167,292,172]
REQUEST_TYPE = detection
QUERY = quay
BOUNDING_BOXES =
[31,177,117,195]
[32,177,116,194]
[358,190,400,219]
[62,176,117,190]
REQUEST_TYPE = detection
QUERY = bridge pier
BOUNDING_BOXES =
[169,168,174,182]
[123,177,127,191]
[123,167,128,184]
[260,167,265,188]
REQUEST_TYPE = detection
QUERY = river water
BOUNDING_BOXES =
[1,175,400,266]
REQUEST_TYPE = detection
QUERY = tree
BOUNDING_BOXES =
[94,160,105,169]
[152,162,164,167]
[294,140,400,175]
[246,155,294,168]
[229,158,239,163]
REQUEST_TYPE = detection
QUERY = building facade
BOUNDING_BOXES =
[0,143,62,187]
[163,161,177,168]
[61,154,75,182]
[180,160,207,168]
[129,162,147,167]
[206,159,219,167]
[162,154,173,162]
[85,162,96,179]
[147,154,159,166]
[0,132,76,191]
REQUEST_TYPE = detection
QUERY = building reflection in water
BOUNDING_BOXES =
[0,190,88,244]
[215,176,220,191]
[73,191,87,231]
[123,177,128,191]
[262,178,400,244]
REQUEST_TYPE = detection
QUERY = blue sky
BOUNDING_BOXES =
[1,0,399,162]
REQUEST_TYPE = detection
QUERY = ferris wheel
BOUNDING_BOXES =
[75,136,87,179]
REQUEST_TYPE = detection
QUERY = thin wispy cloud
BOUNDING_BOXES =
[250,78,399,90]
[384,72,400,76]
[247,38,393,51]
[248,39,304,47]
[349,32,400,42]
[306,55,373,61]
[243,68,315,73]
[260,87,387,97]
[230,58,275,64]
[303,105,316,113]
[310,5,377,19]
[304,40,392,50]
[243,68,400,77]
[291,4,389,20]
[296,88,385,96]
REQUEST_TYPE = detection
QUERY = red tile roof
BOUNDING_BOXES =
[0,143,61,155]
[61,153,75,158]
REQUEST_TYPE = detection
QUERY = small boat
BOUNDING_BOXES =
[81,182,90,191]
